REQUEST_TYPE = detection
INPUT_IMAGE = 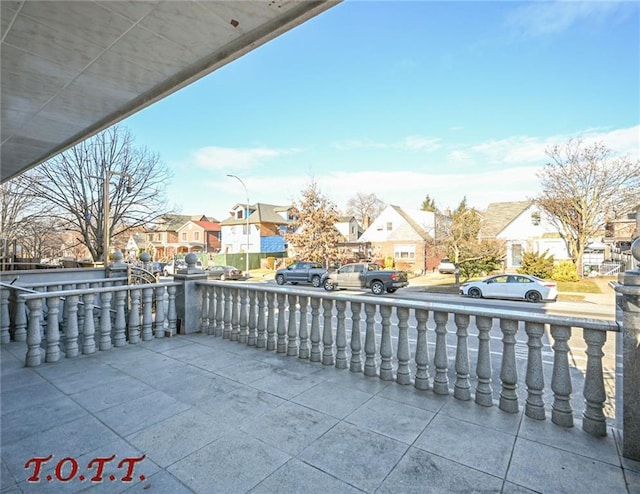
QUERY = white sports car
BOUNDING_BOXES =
[459,274,558,303]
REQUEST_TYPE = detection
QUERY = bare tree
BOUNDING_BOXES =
[23,125,173,261]
[346,192,386,228]
[537,139,640,276]
[0,176,41,243]
[285,180,342,266]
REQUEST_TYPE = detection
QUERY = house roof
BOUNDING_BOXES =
[479,201,533,238]
[192,220,221,232]
[391,205,433,241]
[221,203,291,226]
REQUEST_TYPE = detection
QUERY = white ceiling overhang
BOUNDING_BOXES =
[1,0,341,182]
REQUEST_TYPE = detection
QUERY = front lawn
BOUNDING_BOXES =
[555,280,601,294]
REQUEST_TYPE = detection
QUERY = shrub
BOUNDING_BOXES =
[552,260,580,282]
[517,250,554,279]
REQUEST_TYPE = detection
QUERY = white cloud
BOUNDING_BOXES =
[506,1,626,38]
[401,135,442,151]
[189,146,298,171]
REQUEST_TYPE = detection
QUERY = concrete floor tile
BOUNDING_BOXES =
[1,380,68,415]
[414,413,516,478]
[187,349,242,372]
[250,370,326,400]
[507,437,627,493]
[345,395,435,444]
[154,371,240,406]
[376,382,449,412]
[250,459,363,494]
[156,342,222,360]
[126,409,230,468]
[299,422,408,492]
[46,365,127,395]
[241,401,338,455]
[168,431,290,493]
[214,359,281,384]
[69,376,156,413]
[120,470,196,493]
[439,396,522,435]
[292,381,373,419]
[377,447,503,494]
[1,365,47,392]
[94,390,191,436]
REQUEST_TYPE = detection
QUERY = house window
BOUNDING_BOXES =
[511,243,523,266]
[194,232,199,241]
[386,222,393,230]
[531,211,541,226]
[394,244,415,259]
[376,224,383,231]
[148,233,154,241]
[237,210,243,219]
[182,233,187,241]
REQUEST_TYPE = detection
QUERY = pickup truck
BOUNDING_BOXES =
[321,262,409,295]
[275,261,328,287]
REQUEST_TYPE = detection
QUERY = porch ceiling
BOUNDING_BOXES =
[0,0,340,182]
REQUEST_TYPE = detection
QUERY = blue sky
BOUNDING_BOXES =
[124,0,639,221]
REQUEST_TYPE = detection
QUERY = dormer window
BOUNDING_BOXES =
[531,211,541,226]
[237,210,243,219]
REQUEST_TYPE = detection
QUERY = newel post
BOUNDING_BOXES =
[174,253,207,334]
[614,237,640,460]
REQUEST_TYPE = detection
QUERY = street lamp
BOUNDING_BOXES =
[226,174,250,276]
[99,170,132,264]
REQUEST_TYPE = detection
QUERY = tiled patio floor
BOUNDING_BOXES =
[2,334,639,493]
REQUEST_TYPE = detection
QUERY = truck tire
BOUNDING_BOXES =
[276,274,285,285]
[311,275,321,287]
[371,281,384,295]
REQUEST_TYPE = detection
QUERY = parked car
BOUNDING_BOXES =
[150,262,167,276]
[438,258,456,274]
[208,265,242,281]
[275,261,328,287]
[459,274,558,303]
[163,260,187,276]
[321,262,409,295]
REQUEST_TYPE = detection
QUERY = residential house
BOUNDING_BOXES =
[605,205,640,251]
[358,205,439,274]
[220,203,293,255]
[333,216,366,260]
[478,201,569,269]
[124,232,146,260]
[145,214,212,261]
[175,219,221,254]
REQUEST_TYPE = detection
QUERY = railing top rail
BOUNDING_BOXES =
[197,280,619,333]
[16,281,180,301]
[8,277,129,289]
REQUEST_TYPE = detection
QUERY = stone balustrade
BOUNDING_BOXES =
[196,282,618,441]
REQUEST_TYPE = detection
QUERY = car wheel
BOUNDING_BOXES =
[525,290,542,303]
[276,274,285,285]
[311,275,321,287]
[371,281,384,295]
[324,280,335,291]
[468,287,482,299]
[386,288,397,293]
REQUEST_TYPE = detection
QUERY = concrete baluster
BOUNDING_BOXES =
[582,328,607,436]
[200,287,209,334]
[128,289,141,344]
[454,313,471,401]
[432,311,450,395]
[524,321,545,420]
[141,287,153,341]
[276,292,286,353]
[364,303,377,377]
[257,291,266,348]
[25,298,42,366]
[82,292,96,354]
[167,285,177,336]
[322,298,334,365]
[414,309,430,390]
[214,286,224,337]
[13,296,27,342]
[298,296,309,359]
[223,288,231,339]
[499,318,519,413]
[349,302,363,373]
[65,295,80,357]
[266,292,276,350]
[379,305,393,381]
[113,290,127,347]
[287,293,299,356]
[1,289,10,343]
[231,287,240,341]
[475,315,494,407]
[309,297,321,362]
[248,290,257,346]
[396,306,411,385]
[550,324,573,427]
[239,288,248,343]
[99,291,113,350]
[45,296,61,362]
[335,299,347,369]
[155,286,166,338]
